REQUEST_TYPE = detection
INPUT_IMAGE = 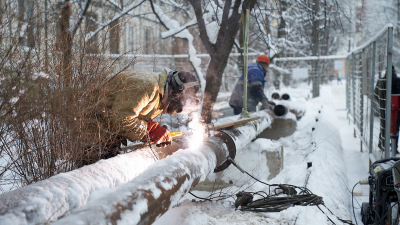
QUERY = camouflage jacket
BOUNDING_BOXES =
[96,71,167,142]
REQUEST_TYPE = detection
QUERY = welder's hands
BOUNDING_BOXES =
[268,100,276,107]
[146,121,172,147]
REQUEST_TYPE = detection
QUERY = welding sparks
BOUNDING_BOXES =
[187,113,206,149]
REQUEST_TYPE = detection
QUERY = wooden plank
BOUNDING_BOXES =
[214,116,261,131]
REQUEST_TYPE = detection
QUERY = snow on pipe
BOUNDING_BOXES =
[0,144,186,225]
[52,110,274,225]
[274,104,305,120]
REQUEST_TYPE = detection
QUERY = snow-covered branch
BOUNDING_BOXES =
[161,19,197,39]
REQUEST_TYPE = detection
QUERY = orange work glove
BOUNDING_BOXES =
[146,121,172,147]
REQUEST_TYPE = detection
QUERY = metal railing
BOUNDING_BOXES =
[346,24,394,161]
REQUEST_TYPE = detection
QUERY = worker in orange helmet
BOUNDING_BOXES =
[229,54,274,115]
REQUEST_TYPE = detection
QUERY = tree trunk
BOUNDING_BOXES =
[277,0,287,39]
[44,0,48,72]
[27,0,35,48]
[60,0,72,88]
[187,0,257,123]
[86,12,99,54]
[18,0,25,45]
[201,56,230,123]
[109,19,120,54]
[0,0,4,46]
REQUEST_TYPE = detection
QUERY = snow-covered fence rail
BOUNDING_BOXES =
[51,110,274,225]
[345,24,394,160]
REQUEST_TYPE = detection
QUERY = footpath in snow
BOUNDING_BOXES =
[153,82,369,225]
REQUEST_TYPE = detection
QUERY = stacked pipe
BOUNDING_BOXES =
[271,92,290,101]
[270,93,305,120]
[51,109,274,225]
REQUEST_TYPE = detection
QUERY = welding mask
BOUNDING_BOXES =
[162,70,201,115]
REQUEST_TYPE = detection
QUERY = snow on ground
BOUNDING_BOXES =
[154,81,369,225]
[0,81,370,225]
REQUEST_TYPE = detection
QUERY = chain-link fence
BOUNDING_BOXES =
[346,25,394,161]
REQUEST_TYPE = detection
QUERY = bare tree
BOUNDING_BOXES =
[187,0,257,123]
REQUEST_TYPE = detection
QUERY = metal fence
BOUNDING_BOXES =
[346,25,394,161]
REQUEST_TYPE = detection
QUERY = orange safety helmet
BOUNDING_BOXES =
[256,54,270,65]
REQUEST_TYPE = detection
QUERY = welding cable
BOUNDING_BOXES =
[228,157,355,225]
[239,194,324,212]
[351,182,359,225]
[188,192,212,201]
[189,157,355,224]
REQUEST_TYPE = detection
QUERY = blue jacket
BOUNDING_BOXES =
[238,63,266,88]
[229,63,268,113]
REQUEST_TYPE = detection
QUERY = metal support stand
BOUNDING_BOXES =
[385,27,393,158]
[391,138,397,157]
[369,41,376,154]
[352,53,356,125]
[240,9,251,119]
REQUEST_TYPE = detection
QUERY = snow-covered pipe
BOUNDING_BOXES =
[52,110,274,225]
[274,105,289,117]
[0,147,163,225]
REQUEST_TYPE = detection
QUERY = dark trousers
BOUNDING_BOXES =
[233,107,242,115]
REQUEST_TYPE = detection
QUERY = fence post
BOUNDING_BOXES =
[369,41,376,154]
[352,53,356,125]
[386,27,393,158]
[346,57,350,122]
[360,50,365,152]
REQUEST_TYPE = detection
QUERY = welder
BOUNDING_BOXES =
[229,54,274,115]
[80,69,200,166]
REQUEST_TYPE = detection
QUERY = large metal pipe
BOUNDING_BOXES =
[0,148,158,224]
[0,115,269,224]
[273,103,305,120]
[0,138,196,225]
[53,110,274,225]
